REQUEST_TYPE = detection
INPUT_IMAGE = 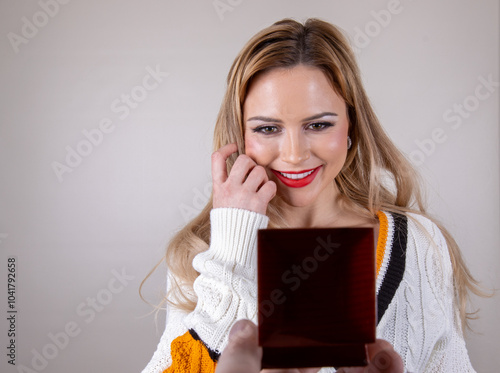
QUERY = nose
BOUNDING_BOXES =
[280,131,310,164]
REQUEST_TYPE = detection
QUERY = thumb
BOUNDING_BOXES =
[216,320,262,373]
[366,339,404,373]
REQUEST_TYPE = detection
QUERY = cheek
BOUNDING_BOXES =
[319,134,344,153]
[244,136,275,165]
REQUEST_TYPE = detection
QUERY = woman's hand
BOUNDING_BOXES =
[212,143,277,215]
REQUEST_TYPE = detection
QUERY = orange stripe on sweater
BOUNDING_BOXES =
[164,331,216,373]
[376,211,389,278]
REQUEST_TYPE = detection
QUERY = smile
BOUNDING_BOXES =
[271,166,322,188]
[278,170,315,180]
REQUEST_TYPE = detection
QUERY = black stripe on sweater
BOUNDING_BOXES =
[377,213,408,325]
[188,328,221,362]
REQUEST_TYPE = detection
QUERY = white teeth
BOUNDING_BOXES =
[279,170,314,180]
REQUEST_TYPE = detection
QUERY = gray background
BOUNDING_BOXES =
[0,0,498,372]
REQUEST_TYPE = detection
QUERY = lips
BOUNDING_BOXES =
[271,166,322,188]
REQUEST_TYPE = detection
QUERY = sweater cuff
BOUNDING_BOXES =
[208,208,269,268]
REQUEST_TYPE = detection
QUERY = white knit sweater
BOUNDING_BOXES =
[142,208,475,373]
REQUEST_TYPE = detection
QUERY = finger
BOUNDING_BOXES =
[366,339,393,357]
[335,368,362,373]
[212,143,238,184]
[370,349,404,373]
[228,154,258,184]
[257,180,277,204]
[366,339,404,373]
[216,320,262,373]
[335,339,403,373]
[243,165,269,191]
[228,319,257,341]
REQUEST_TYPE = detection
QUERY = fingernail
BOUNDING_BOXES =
[229,320,253,340]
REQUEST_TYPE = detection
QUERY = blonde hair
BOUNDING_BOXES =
[141,18,484,331]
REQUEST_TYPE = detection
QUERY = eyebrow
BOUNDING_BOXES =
[246,112,338,123]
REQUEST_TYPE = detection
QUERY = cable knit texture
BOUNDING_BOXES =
[163,331,217,373]
[141,274,190,373]
[142,208,475,373]
[374,212,475,373]
[182,208,269,355]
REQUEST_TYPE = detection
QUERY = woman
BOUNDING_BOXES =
[142,18,480,372]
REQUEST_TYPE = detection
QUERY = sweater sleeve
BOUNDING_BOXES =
[141,274,189,373]
[182,207,269,356]
[408,214,476,372]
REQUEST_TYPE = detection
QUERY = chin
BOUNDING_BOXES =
[276,191,318,208]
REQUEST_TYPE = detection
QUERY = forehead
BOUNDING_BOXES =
[243,65,346,119]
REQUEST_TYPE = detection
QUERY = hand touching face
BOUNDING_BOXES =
[212,143,276,215]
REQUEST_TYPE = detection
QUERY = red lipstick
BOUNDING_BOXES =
[271,166,322,188]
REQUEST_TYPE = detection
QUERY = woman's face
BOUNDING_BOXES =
[243,65,350,208]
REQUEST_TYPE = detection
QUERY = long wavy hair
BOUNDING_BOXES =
[141,18,484,331]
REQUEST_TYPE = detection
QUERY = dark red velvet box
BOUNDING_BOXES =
[257,227,376,369]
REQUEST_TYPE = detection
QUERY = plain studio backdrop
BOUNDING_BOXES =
[0,1,498,372]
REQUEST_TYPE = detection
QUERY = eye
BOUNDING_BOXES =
[307,122,334,131]
[253,125,280,134]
